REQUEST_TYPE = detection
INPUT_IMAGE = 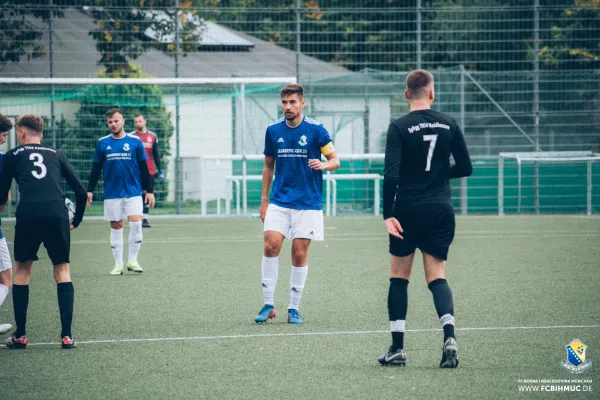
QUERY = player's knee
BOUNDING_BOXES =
[291,248,307,265]
[111,221,124,230]
[264,241,281,257]
[53,263,71,283]
[0,272,12,289]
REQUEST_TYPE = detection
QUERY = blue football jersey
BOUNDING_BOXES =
[264,117,334,210]
[93,134,147,199]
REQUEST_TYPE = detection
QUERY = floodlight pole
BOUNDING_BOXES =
[175,0,182,214]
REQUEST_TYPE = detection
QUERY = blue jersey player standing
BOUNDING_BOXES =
[254,84,340,325]
[0,114,13,335]
[87,108,155,276]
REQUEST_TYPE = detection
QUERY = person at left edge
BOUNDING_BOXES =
[0,114,87,349]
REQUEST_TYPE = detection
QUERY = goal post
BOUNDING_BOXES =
[498,151,600,216]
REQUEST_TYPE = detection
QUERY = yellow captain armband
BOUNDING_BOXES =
[320,142,335,156]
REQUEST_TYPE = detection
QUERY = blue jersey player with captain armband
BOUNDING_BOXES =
[86,108,155,276]
[254,84,340,325]
[0,115,13,335]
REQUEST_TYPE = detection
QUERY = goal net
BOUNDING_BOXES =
[498,151,600,216]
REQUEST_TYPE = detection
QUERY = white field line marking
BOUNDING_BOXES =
[3,232,595,246]
[25,324,600,347]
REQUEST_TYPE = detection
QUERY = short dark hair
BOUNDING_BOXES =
[280,84,303,98]
[0,114,13,132]
[15,114,44,134]
[405,69,434,99]
[106,108,124,118]
[134,113,144,119]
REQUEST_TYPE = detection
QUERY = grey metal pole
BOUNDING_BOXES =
[49,0,56,148]
[175,0,181,214]
[587,160,592,216]
[498,155,504,216]
[459,65,467,215]
[295,0,301,83]
[533,0,540,214]
[240,84,247,215]
[7,129,12,217]
[416,0,422,69]
[364,69,371,209]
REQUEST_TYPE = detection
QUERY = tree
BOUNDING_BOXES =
[73,64,174,201]
[539,0,600,70]
[211,0,413,71]
[0,0,63,64]
[0,0,205,74]
[89,0,206,74]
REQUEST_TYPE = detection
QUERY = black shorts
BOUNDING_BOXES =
[14,217,71,265]
[389,202,455,261]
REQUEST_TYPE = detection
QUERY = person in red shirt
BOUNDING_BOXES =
[132,113,163,228]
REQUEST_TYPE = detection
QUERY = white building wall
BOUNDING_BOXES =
[165,95,232,202]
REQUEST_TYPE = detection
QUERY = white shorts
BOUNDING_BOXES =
[0,237,12,272]
[264,203,324,241]
[104,197,144,222]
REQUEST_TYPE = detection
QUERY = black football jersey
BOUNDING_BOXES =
[0,144,87,224]
[383,109,472,218]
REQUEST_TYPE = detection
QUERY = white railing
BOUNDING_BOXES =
[200,152,599,217]
[201,154,385,216]
[223,172,382,217]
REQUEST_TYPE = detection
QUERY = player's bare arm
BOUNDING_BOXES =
[308,150,340,171]
[138,158,155,209]
[309,139,340,171]
[260,155,275,222]
[145,193,155,208]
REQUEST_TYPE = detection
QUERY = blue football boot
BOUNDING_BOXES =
[254,304,276,323]
[287,309,304,324]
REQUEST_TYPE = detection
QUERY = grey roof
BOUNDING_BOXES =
[304,70,403,94]
[0,8,348,80]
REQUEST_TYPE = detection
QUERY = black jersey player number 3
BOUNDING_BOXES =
[29,153,47,179]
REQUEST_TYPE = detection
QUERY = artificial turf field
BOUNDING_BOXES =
[1,215,599,399]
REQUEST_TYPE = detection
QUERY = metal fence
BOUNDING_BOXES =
[0,1,598,215]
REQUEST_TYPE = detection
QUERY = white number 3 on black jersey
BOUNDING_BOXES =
[30,153,47,179]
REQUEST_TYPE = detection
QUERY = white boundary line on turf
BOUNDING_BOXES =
[1,214,599,223]
[4,232,596,246]
[3,231,599,249]
[25,324,600,347]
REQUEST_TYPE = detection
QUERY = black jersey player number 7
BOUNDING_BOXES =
[29,153,47,179]
[423,134,438,172]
